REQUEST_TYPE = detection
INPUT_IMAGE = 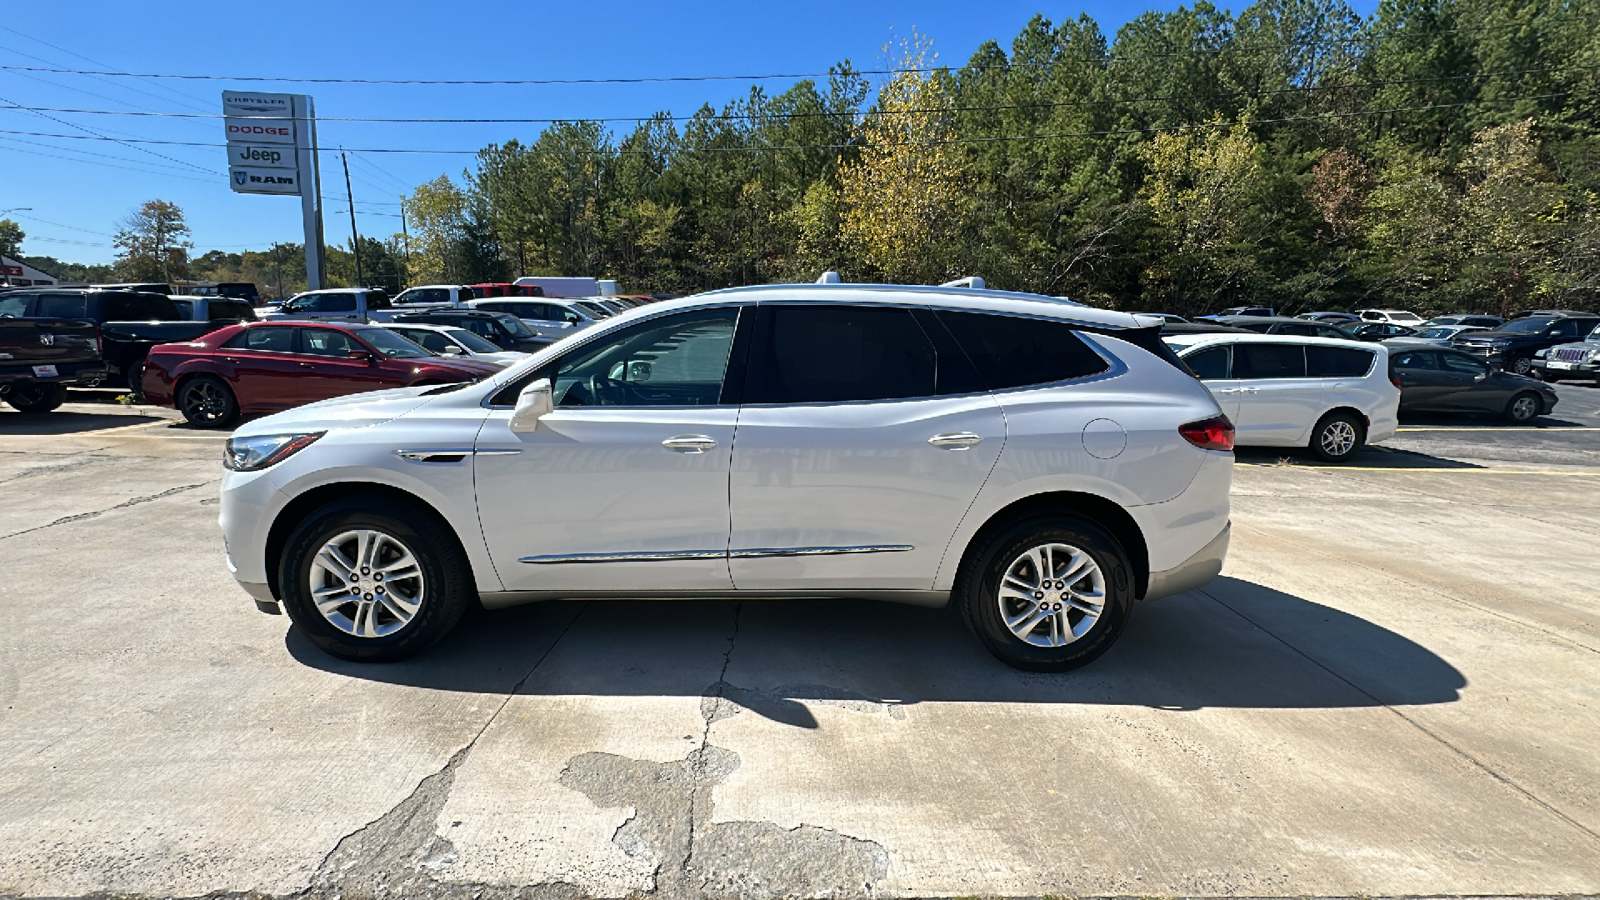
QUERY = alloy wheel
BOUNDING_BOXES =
[1511,395,1539,421]
[1320,420,1358,458]
[181,382,229,423]
[307,529,426,638]
[997,542,1106,647]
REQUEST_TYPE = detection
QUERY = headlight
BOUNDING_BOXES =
[1535,348,1549,358]
[224,432,325,472]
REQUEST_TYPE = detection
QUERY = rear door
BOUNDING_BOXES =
[726,304,1005,591]
[217,326,305,410]
[1230,342,1325,444]
[1181,344,1241,422]
[1389,349,1447,411]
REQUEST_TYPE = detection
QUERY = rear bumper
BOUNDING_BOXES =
[0,360,110,387]
[1144,521,1229,601]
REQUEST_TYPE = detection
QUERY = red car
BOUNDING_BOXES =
[469,282,544,298]
[142,321,503,428]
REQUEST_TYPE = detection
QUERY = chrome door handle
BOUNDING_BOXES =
[662,434,718,453]
[928,431,982,448]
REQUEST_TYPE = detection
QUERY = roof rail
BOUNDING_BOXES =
[815,270,842,284]
[940,276,986,290]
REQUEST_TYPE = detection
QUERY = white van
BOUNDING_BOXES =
[1164,333,1399,461]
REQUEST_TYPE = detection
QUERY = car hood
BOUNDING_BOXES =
[1492,371,1557,393]
[231,385,455,438]
[1457,329,1530,342]
[407,356,503,377]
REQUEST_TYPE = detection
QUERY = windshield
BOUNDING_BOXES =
[1390,312,1424,323]
[497,314,536,337]
[445,327,501,353]
[357,328,431,359]
[1416,328,1453,339]
[1500,317,1555,334]
[575,301,612,317]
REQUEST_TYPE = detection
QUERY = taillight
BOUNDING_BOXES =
[1180,415,1235,452]
[93,324,102,355]
[1390,375,1402,389]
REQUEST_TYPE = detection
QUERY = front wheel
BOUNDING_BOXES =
[956,514,1134,672]
[1505,391,1542,424]
[1507,356,1534,376]
[278,499,472,662]
[4,382,68,413]
[1309,412,1365,463]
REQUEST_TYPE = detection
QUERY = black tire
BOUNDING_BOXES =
[177,375,239,428]
[1505,391,1542,424]
[278,498,472,662]
[1309,411,1365,463]
[3,382,68,413]
[123,356,148,402]
[1507,355,1534,376]
[956,514,1135,672]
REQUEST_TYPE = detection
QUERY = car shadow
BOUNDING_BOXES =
[0,409,166,435]
[1400,410,1593,428]
[1234,446,1482,469]
[286,577,1465,727]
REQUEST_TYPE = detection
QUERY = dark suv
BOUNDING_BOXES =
[1452,312,1600,376]
[392,308,553,352]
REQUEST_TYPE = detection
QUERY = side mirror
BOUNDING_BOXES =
[509,378,553,433]
[441,345,464,355]
[346,349,373,362]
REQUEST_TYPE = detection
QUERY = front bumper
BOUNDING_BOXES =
[1144,522,1230,601]
[1533,358,1598,377]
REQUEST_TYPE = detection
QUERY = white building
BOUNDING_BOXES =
[1,256,60,287]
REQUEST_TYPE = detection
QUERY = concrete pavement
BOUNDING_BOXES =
[1,388,1598,898]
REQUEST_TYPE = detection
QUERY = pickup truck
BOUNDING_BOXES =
[0,308,108,412]
[264,285,479,325]
[0,288,223,393]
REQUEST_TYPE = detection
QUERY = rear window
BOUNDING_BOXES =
[36,294,89,317]
[1306,345,1374,377]
[935,310,1109,390]
[223,326,294,352]
[104,292,180,320]
[1233,343,1306,378]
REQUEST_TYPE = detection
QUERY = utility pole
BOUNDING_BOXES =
[340,151,363,288]
[398,195,411,286]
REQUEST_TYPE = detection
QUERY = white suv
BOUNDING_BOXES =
[1357,308,1426,326]
[1163,333,1399,461]
[219,285,1235,671]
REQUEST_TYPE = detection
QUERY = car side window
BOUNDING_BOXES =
[1232,343,1307,379]
[745,305,935,404]
[1273,322,1315,336]
[36,294,88,318]
[1305,345,1374,377]
[1440,353,1488,376]
[552,308,739,407]
[397,329,450,353]
[224,327,295,352]
[934,309,1109,390]
[1184,346,1230,379]
[318,294,357,313]
[1392,350,1438,370]
[300,328,361,357]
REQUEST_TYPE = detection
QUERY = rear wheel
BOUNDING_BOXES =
[123,356,148,402]
[177,375,239,428]
[1505,391,1542,424]
[956,514,1134,672]
[1309,412,1365,463]
[1507,355,1534,376]
[278,499,472,662]
[4,382,68,413]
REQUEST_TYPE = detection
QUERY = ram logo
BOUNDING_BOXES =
[38,333,55,346]
[234,171,248,186]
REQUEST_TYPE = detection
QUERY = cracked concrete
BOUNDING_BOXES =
[6,395,1600,899]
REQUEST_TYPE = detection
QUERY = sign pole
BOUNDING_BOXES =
[294,94,325,290]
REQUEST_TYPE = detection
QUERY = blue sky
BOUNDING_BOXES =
[2,0,1377,267]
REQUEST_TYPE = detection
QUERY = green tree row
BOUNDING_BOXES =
[398,0,1600,316]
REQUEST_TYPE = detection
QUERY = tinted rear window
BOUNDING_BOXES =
[104,292,180,320]
[223,326,295,352]
[1233,343,1307,378]
[745,305,935,404]
[36,294,88,317]
[1306,345,1374,377]
[935,310,1109,390]
[1184,345,1230,379]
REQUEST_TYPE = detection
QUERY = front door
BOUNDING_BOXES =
[474,306,744,592]
[295,327,396,402]
[727,304,1005,591]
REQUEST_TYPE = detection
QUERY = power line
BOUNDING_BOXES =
[0,91,1581,157]
[0,23,216,112]
[0,135,219,183]
[0,89,218,174]
[2,61,1589,128]
[8,211,114,237]
[0,131,222,175]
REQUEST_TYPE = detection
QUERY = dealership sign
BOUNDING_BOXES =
[221,89,326,288]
